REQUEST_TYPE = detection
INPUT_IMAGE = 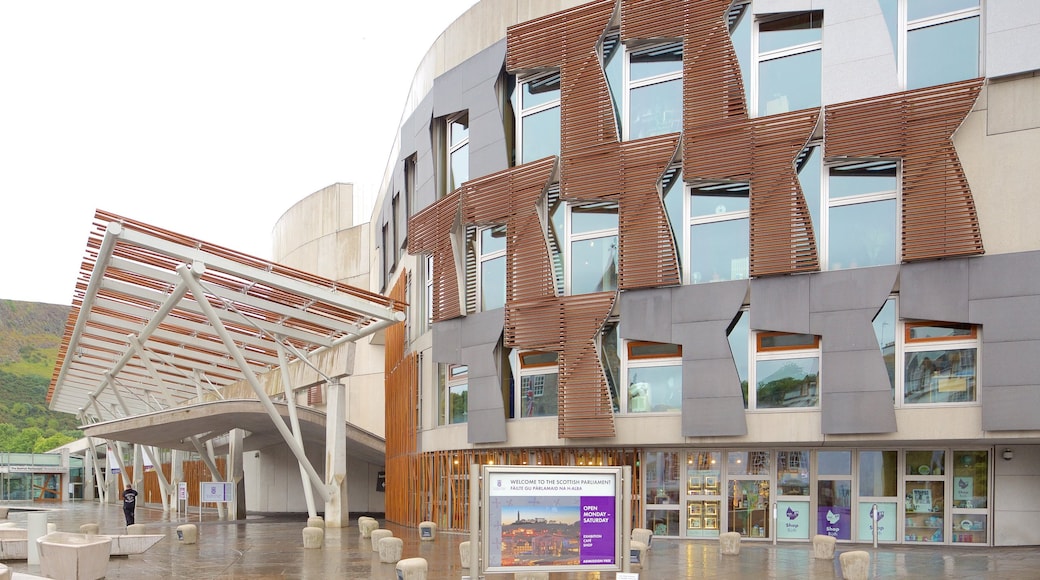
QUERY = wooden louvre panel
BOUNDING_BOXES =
[618,135,682,289]
[621,0,684,39]
[824,79,985,262]
[683,0,751,179]
[306,384,322,405]
[748,111,821,276]
[408,192,464,322]
[384,273,418,525]
[558,292,617,439]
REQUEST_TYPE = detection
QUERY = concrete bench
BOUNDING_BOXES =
[839,550,870,580]
[79,523,100,535]
[418,520,437,541]
[176,524,198,545]
[720,531,741,555]
[813,534,836,559]
[302,526,324,549]
[395,557,428,580]
[37,531,111,580]
[378,536,403,563]
[370,529,393,551]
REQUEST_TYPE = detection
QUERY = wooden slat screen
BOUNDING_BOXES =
[385,272,419,525]
[558,292,618,438]
[824,79,985,261]
[619,135,682,289]
[407,192,463,322]
[139,457,226,508]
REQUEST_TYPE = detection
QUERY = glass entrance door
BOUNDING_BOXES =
[32,473,62,502]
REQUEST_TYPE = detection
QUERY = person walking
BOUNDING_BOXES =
[120,484,139,525]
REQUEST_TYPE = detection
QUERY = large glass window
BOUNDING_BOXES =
[423,254,434,329]
[645,451,682,536]
[626,42,683,140]
[752,332,820,409]
[902,322,978,404]
[729,311,751,408]
[446,112,469,193]
[443,364,468,425]
[516,351,558,418]
[476,225,506,311]
[567,203,618,295]
[689,182,749,283]
[625,341,682,413]
[951,449,988,544]
[756,11,822,116]
[517,72,561,163]
[881,0,980,90]
[858,450,899,543]
[727,451,770,538]
[800,145,899,271]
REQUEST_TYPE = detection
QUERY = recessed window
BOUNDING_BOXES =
[517,72,560,163]
[625,341,682,413]
[567,203,618,295]
[445,112,469,193]
[753,331,821,409]
[516,350,558,418]
[443,364,468,425]
[902,321,978,405]
[755,11,822,116]
[473,225,507,311]
[626,42,683,139]
[880,0,980,90]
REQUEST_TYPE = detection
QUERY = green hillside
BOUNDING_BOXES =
[0,299,81,451]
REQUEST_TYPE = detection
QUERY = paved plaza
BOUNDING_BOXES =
[1,501,1038,579]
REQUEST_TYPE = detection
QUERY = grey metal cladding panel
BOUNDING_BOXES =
[469,138,509,181]
[985,0,1040,78]
[465,81,500,120]
[432,66,465,118]
[980,340,1040,388]
[671,280,748,324]
[462,39,506,92]
[682,396,748,437]
[467,408,507,444]
[683,357,743,398]
[899,259,971,322]
[970,296,1040,342]
[982,385,1040,431]
[466,373,504,411]
[462,344,498,379]
[969,251,1040,301]
[821,349,893,395]
[809,267,898,314]
[673,321,736,361]
[431,319,463,363]
[460,309,505,347]
[750,276,810,332]
[820,391,897,434]
[811,309,883,352]
[620,288,673,343]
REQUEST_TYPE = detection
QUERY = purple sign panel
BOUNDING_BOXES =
[579,497,615,564]
[818,506,852,540]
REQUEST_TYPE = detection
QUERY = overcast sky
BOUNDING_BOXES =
[0,0,476,306]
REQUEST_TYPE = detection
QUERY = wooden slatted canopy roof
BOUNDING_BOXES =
[48,210,405,421]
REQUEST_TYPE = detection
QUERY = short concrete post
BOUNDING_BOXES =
[632,527,653,549]
[127,524,146,535]
[514,572,550,580]
[839,550,871,580]
[720,531,741,555]
[302,526,324,549]
[80,523,100,535]
[176,524,198,545]
[307,516,325,529]
[359,517,379,538]
[460,540,474,568]
[629,540,648,568]
[370,529,393,551]
[0,507,9,519]
[27,512,47,565]
[418,520,437,541]
[395,557,428,580]
[813,534,837,559]
[379,536,404,563]
[46,523,57,534]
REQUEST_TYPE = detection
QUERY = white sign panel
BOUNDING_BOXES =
[201,482,233,502]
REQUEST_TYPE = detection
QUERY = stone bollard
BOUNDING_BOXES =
[307,516,325,529]
[359,517,379,538]
[418,520,437,541]
[459,540,474,568]
[0,507,9,519]
[632,527,653,549]
[127,524,146,535]
[0,562,10,580]
[514,572,549,580]
[370,529,393,551]
[629,540,648,568]
[813,534,837,559]
[839,550,871,580]
[176,524,198,545]
[46,523,57,534]
[396,557,428,580]
[302,526,324,549]
[719,531,741,555]
[80,523,100,535]
[379,536,404,563]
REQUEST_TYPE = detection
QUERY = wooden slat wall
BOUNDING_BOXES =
[407,192,463,322]
[619,136,682,289]
[825,79,985,261]
[558,293,619,438]
[385,273,419,525]
[138,457,226,508]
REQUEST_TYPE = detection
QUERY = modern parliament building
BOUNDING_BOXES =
[357,0,1040,547]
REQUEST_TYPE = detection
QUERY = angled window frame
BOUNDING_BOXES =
[623,340,682,414]
[516,71,561,164]
[514,349,559,419]
[752,10,823,117]
[565,201,619,295]
[750,331,821,410]
[623,40,684,140]
[885,0,981,90]
[900,320,979,406]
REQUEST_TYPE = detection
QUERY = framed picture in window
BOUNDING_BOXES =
[704,502,719,516]
[688,517,702,529]
[688,503,702,516]
[688,475,703,494]
[912,489,932,513]
[704,517,718,530]
[704,476,718,490]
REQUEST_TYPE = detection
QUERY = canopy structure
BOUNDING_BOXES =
[47,210,404,525]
